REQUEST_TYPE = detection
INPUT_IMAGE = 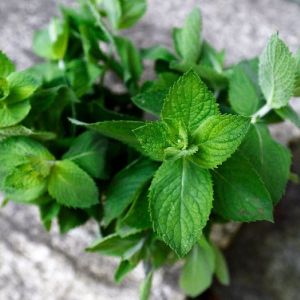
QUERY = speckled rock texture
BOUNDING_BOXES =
[0,0,300,299]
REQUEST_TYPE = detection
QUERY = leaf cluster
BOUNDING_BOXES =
[0,1,298,298]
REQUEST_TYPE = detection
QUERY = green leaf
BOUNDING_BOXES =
[132,89,167,116]
[192,115,250,169]
[58,206,89,234]
[259,34,296,109]
[104,158,158,226]
[1,138,54,202]
[141,46,176,62]
[275,105,300,128]
[39,201,61,231]
[0,77,10,101]
[229,63,262,116]
[48,160,99,208]
[0,136,54,184]
[240,123,291,204]
[6,70,41,102]
[0,125,56,141]
[139,271,153,300]
[162,70,219,133]
[149,159,213,257]
[66,59,101,97]
[87,233,144,259]
[33,18,69,60]
[0,100,31,128]
[0,51,15,78]
[71,119,145,151]
[118,0,147,29]
[213,151,273,222]
[117,186,151,237]
[101,0,122,29]
[173,9,202,63]
[294,49,300,96]
[114,260,139,283]
[132,72,178,116]
[63,131,108,179]
[212,244,230,285]
[115,36,142,84]
[179,240,215,297]
[102,0,146,29]
[199,41,225,74]
[134,122,170,161]
[3,160,50,202]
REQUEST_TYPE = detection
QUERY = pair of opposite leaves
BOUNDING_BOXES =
[133,70,250,257]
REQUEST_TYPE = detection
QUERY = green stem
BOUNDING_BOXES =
[251,104,272,123]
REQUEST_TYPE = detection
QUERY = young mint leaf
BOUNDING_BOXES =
[104,158,158,226]
[179,240,215,297]
[0,136,54,184]
[259,34,296,109]
[71,119,145,152]
[212,244,230,286]
[140,271,153,300]
[115,36,142,85]
[33,18,69,60]
[102,0,146,29]
[173,9,202,64]
[48,160,99,208]
[0,51,15,78]
[240,123,291,204]
[7,70,41,103]
[101,0,122,29]
[0,100,31,128]
[149,159,213,257]
[213,151,273,222]
[58,206,89,234]
[229,63,262,116]
[134,122,170,161]
[275,105,300,128]
[87,233,144,259]
[3,161,50,203]
[118,0,147,29]
[192,115,250,169]
[63,131,108,179]
[162,70,219,133]
[199,41,225,74]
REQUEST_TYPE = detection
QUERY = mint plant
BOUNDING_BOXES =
[0,1,298,298]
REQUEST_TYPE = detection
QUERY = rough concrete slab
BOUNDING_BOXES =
[0,0,300,299]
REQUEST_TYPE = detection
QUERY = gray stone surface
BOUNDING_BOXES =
[1,0,300,299]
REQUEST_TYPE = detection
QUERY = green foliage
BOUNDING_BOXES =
[150,159,213,256]
[259,34,295,109]
[0,2,297,299]
[48,160,99,208]
[102,0,147,29]
[103,158,158,225]
[173,9,202,64]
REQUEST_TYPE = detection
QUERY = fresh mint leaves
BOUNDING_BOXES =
[0,2,297,299]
